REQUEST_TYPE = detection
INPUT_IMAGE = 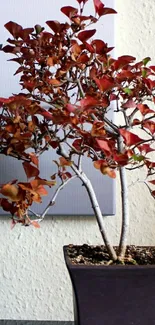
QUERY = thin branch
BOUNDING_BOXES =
[120,109,129,127]
[65,141,82,155]
[77,154,82,172]
[3,152,31,162]
[132,137,154,151]
[28,209,40,218]
[126,163,144,171]
[103,116,119,135]
[76,78,85,98]
[91,113,119,136]
[83,144,100,160]
[39,175,77,221]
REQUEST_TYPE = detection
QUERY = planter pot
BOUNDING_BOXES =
[64,245,155,325]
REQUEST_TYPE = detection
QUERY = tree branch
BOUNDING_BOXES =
[38,176,77,221]
[117,136,129,259]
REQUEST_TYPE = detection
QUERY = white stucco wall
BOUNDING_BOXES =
[0,0,155,321]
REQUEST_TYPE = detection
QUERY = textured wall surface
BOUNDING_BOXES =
[0,0,155,321]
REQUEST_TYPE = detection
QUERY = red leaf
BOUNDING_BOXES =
[93,0,116,16]
[96,139,111,153]
[0,198,14,212]
[31,221,40,228]
[122,99,137,109]
[19,28,34,40]
[18,182,42,203]
[142,121,155,134]
[94,160,116,178]
[23,162,39,179]
[101,167,116,178]
[46,20,61,33]
[4,21,22,38]
[59,157,73,166]
[137,104,154,115]
[0,96,15,105]
[145,161,155,169]
[66,103,78,112]
[78,29,96,42]
[91,39,111,54]
[1,184,22,202]
[143,78,155,90]
[49,140,59,149]
[72,139,82,151]
[2,45,20,54]
[39,110,53,120]
[84,42,95,53]
[113,153,129,166]
[151,190,155,198]
[30,177,56,189]
[35,185,48,196]
[77,53,89,63]
[61,6,78,19]
[119,129,144,146]
[94,159,105,169]
[79,96,99,109]
[149,180,155,185]
[65,172,72,179]
[41,31,53,39]
[117,70,134,81]
[138,144,155,154]
[94,76,115,92]
[29,153,39,167]
[150,66,155,72]
[113,55,136,70]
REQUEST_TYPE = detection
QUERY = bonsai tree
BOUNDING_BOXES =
[0,0,155,263]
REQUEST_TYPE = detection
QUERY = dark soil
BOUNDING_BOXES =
[66,244,155,265]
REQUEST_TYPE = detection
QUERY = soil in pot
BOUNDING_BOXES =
[66,244,155,265]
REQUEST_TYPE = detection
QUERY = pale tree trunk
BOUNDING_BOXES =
[117,137,129,259]
[59,143,117,261]
[71,164,118,261]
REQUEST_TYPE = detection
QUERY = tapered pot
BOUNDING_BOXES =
[64,246,155,325]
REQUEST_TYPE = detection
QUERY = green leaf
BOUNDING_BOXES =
[123,87,132,95]
[132,154,145,162]
[142,69,147,78]
[142,57,151,66]
[35,24,44,34]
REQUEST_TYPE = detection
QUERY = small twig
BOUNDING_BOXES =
[65,141,82,155]
[6,152,30,162]
[128,108,138,125]
[91,113,119,136]
[128,178,140,188]
[140,180,153,197]
[126,163,144,171]
[120,108,130,127]
[83,144,100,160]
[28,209,40,218]
[76,78,85,98]
[39,175,77,221]
[103,116,119,135]
[132,138,154,151]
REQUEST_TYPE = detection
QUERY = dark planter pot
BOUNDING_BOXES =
[64,246,155,325]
